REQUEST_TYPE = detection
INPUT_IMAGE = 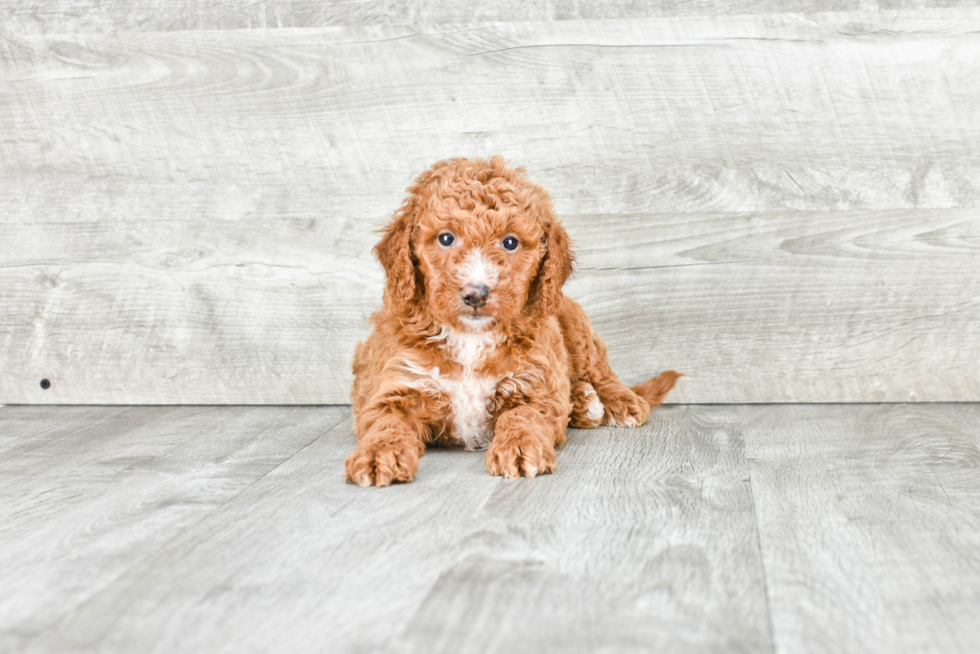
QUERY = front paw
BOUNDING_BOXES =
[599,386,650,427]
[344,434,422,488]
[485,430,556,479]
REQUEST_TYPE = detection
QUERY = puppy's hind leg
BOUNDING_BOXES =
[595,366,682,428]
[569,380,605,428]
[598,370,682,427]
[558,296,680,428]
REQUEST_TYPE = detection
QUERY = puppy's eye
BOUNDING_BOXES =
[502,236,519,251]
[438,233,455,247]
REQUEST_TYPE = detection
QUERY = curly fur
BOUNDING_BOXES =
[345,157,681,487]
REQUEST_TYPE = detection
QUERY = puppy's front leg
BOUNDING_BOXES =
[485,404,567,479]
[345,387,435,487]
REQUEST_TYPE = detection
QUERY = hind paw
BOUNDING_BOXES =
[570,381,605,428]
[598,386,650,427]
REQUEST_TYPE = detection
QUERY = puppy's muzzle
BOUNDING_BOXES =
[461,283,490,308]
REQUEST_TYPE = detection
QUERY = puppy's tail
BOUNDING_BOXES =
[631,370,683,408]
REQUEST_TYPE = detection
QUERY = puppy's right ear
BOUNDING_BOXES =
[375,164,446,310]
[374,204,418,310]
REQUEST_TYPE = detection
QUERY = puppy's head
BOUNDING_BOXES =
[375,157,573,331]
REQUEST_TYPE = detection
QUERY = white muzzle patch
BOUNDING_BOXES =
[458,249,499,288]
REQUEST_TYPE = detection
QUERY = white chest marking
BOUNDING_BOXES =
[402,328,502,451]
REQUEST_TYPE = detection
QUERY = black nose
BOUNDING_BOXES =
[461,284,490,308]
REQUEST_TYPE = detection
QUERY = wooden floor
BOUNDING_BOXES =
[3,404,979,654]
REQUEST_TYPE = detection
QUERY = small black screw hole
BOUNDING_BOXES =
[40,379,51,389]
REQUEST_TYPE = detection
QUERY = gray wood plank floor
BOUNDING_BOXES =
[2,404,979,653]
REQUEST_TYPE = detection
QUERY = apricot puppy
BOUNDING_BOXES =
[345,157,680,487]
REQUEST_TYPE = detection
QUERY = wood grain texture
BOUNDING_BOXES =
[10,404,980,653]
[2,13,980,213]
[10,404,772,654]
[0,405,350,654]
[2,208,977,404]
[2,11,980,403]
[4,1,978,34]
[744,404,980,654]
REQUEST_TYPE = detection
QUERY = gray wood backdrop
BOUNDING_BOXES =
[2,4,979,404]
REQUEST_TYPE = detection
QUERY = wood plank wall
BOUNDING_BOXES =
[2,4,979,404]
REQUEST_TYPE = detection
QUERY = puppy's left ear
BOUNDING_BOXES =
[534,219,574,316]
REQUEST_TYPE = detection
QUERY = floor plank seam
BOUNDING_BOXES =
[259,406,354,480]
[745,453,779,654]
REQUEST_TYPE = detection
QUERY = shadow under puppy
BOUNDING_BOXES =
[346,157,681,487]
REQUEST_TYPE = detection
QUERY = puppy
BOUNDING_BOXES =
[345,157,680,487]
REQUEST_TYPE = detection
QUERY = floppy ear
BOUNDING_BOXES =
[532,219,574,316]
[373,201,420,311]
